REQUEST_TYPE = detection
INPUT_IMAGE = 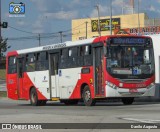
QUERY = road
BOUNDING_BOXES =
[0,98,160,131]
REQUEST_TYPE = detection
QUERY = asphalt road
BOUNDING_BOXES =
[0,98,160,131]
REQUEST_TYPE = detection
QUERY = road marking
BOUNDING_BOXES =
[119,117,160,123]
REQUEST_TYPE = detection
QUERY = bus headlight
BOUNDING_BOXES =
[146,83,155,89]
[106,81,117,89]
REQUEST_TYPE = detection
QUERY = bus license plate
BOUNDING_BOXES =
[129,89,138,93]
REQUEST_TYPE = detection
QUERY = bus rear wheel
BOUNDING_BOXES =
[122,97,134,105]
[30,88,41,106]
[82,85,96,106]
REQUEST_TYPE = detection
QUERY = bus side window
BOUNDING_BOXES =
[69,47,77,57]
[68,48,72,57]
[8,56,17,74]
[68,47,78,67]
[79,46,85,56]
[36,52,49,71]
[79,45,91,56]
[84,45,92,66]
[60,48,68,68]
[26,53,36,72]
[84,45,91,55]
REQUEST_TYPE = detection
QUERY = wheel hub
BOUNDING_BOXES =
[85,91,90,102]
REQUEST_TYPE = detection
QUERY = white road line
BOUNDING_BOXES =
[120,118,160,123]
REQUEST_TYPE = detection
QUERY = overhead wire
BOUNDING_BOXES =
[6,22,86,41]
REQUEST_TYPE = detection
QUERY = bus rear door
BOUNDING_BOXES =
[17,57,25,99]
[49,53,59,98]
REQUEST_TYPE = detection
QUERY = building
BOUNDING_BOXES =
[72,13,160,41]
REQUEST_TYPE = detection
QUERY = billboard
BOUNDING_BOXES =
[91,18,120,32]
[114,26,160,35]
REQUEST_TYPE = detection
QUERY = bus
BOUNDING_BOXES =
[148,34,160,99]
[6,35,155,106]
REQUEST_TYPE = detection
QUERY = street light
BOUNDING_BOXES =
[110,0,112,35]
[95,4,101,37]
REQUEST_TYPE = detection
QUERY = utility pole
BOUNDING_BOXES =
[85,21,88,39]
[0,0,2,60]
[59,31,62,43]
[122,0,124,15]
[137,0,140,35]
[110,0,112,35]
[0,0,1,41]
[38,34,41,46]
[95,4,101,37]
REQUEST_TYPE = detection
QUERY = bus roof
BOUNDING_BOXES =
[8,38,94,55]
[7,35,151,56]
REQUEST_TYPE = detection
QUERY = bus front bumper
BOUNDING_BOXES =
[105,83,155,98]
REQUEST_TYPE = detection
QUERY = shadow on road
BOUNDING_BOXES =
[17,101,160,107]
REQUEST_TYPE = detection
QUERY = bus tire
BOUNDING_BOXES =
[122,97,134,105]
[82,85,96,106]
[30,88,40,106]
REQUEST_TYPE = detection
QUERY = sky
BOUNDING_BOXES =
[1,0,160,53]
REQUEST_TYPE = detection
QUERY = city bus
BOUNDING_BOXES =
[6,35,155,106]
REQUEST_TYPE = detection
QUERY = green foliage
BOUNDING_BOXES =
[0,38,9,58]
[0,69,6,79]
[0,91,7,97]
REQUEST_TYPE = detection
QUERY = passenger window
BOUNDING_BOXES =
[8,56,17,74]
[69,47,77,57]
[69,48,72,57]
[61,48,68,58]
[85,45,91,55]
[79,45,91,56]
[36,52,49,71]
[26,53,36,72]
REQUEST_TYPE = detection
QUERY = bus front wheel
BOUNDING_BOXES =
[30,88,41,106]
[82,85,96,106]
[122,97,134,105]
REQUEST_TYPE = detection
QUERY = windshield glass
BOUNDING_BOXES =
[106,44,155,79]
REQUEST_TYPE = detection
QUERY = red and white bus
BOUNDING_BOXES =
[6,35,155,106]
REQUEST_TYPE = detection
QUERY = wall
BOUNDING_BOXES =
[72,13,146,41]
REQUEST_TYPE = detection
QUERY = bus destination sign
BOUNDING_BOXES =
[112,38,145,44]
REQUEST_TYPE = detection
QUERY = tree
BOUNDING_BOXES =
[0,38,9,60]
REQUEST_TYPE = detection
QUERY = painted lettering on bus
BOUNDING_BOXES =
[42,43,66,50]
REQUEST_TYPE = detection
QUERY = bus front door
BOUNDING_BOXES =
[94,46,104,96]
[17,57,24,99]
[50,53,59,98]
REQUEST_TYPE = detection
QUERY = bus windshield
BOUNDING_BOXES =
[106,38,155,79]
